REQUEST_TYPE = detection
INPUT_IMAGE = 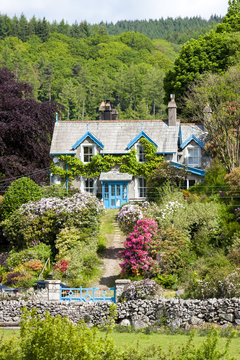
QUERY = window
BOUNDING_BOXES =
[165,154,173,161]
[137,144,145,162]
[187,146,201,167]
[84,178,95,193]
[83,146,93,163]
[138,177,146,198]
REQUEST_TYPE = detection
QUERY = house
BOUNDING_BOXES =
[50,97,209,208]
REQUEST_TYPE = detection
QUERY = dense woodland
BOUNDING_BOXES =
[0,13,223,122]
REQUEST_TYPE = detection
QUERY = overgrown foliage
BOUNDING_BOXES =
[0,177,42,219]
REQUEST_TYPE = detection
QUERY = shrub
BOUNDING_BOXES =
[0,177,42,219]
[64,243,102,287]
[117,204,143,234]
[1,192,103,249]
[119,219,159,276]
[185,269,240,299]
[120,279,161,301]
[55,226,95,259]
[156,228,192,278]
[53,259,69,275]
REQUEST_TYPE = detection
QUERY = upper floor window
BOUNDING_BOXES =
[83,145,93,163]
[137,144,145,162]
[187,146,201,167]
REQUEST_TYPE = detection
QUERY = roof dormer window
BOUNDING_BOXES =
[187,146,201,167]
[137,144,145,162]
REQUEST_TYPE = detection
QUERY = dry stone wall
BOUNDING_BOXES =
[1,298,240,329]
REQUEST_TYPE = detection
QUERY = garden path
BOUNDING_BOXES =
[97,219,125,288]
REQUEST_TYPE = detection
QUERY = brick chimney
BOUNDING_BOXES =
[168,94,177,126]
[98,99,118,120]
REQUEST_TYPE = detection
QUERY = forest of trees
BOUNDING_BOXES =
[0,13,221,44]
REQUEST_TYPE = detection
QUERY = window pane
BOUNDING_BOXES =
[123,184,127,199]
[111,185,115,196]
[104,184,109,199]
[117,184,120,196]
[138,178,146,198]
[85,178,94,193]
[111,199,115,207]
[83,146,93,162]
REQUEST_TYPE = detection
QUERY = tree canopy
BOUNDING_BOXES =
[0,68,59,186]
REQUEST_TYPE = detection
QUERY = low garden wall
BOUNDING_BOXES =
[1,298,240,329]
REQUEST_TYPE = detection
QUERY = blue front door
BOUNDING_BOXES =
[102,182,128,209]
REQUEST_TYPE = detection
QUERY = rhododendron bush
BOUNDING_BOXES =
[119,219,159,276]
[1,192,103,249]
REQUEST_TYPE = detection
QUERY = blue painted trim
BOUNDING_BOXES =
[178,122,182,146]
[72,131,104,150]
[170,161,206,176]
[55,112,58,123]
[157,152,175,155]
[60,286,116,302]
[126,131,157,149]
[50,153,76,156]
[180,134,204,149]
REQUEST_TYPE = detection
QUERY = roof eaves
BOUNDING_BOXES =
[72,131,104,150]
[126,130,158,150]
[180,134,204,149]
[170,161,206,176]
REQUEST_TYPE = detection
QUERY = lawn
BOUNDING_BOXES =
[110,331,240,358]
[1,328,240,359]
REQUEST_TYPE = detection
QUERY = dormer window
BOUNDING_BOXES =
[137,144,145,162]
[83,145,93,163]
[187,146,201,167]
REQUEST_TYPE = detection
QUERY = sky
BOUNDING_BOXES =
[0,0,229,24]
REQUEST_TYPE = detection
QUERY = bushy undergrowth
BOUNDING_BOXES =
[1,192,103,249]
[0,309,236,360]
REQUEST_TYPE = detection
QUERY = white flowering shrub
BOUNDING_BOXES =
[186,269,240,299]
[1,192,103,249]
[117,204,143,234]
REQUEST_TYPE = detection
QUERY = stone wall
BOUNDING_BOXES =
[1,298,240,329]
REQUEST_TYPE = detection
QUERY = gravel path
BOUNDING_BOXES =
[98,221,125,288]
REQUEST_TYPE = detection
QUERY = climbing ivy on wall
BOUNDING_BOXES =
[51,138,164,181]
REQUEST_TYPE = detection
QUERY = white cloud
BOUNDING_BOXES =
[0,0,228,24]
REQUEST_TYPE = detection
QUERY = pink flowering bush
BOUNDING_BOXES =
[119,219,159,276]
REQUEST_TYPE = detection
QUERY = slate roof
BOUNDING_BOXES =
[99,171,132,181]
[50,119,206,155]
[180,123,207,148]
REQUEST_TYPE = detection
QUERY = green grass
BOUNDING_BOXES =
[110,331,240,359]
[100,209,118,235]
[1,328,240,358]
[98,209,120,253]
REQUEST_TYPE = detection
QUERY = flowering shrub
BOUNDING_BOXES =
[1,192,103,249]
[117,204,143,234]
[54,259,69,275]
[120,279,161,301]
[119,219,159,276]
[185,269,240,299]
[24,260,43,272]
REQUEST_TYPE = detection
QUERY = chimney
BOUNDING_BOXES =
[203,103,212,122]
[98,99,118,120]
[168,94,177,126]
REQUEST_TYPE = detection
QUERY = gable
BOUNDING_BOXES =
[126,130,158,150]
[180,134,204,150]
[72,131,104,150]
